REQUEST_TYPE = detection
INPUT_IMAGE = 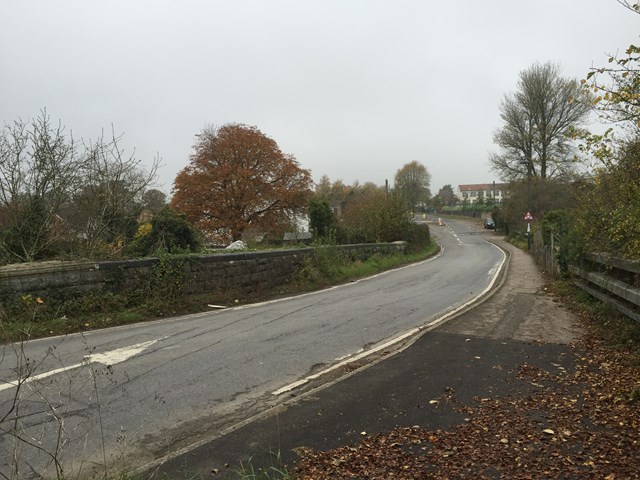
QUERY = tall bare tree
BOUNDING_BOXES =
[490,62,592,181]
[0,112,81,262]
[70,130,159,254]
[0,112,160,263]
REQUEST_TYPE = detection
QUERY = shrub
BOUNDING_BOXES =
[405,223,431,253]
[128,207,201,256]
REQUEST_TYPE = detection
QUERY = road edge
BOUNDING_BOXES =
[138,238,511,477]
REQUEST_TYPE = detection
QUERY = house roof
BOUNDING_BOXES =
[458,183,508,192]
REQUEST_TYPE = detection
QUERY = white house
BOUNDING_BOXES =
[457,183,508,205]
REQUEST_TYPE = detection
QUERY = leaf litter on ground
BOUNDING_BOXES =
[290,307,640,479]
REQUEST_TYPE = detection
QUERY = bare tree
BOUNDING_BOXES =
[69,129,159,255]
[490,62,592,181]
[0,113,160,262]
[0,111,82,262]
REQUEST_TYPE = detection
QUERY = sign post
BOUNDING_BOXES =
[524,212,533,249]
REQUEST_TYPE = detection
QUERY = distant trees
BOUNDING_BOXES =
[340,188,411,243]
[0,111,159,263]
[171,124,313,243]
[142,189,167,214]
[434,184,458,207]
[394,161,431,210]
[314,175,351,203]
[490,62,592,181]
[310,176,421,245]
[308,198,336,239]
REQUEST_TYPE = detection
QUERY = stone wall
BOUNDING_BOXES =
[0,243,406,301]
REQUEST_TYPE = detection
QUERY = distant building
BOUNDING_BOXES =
[457,183,508,205]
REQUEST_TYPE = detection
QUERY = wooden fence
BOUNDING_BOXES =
[531,229,562,278]
[530,230,640,323]
[570,253,640,324]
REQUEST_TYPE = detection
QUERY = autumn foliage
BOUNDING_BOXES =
[171,124,313,243]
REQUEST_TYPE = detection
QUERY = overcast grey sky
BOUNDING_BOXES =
[1,1,637,195]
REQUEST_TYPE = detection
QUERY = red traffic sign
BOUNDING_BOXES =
[524,212,533,221]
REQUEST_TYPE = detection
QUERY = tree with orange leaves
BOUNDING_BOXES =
[171,124,313,243]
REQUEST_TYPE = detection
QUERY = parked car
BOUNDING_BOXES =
[483,217,495,229]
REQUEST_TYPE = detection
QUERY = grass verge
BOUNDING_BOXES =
[549,279,640,361]
[292,240,439,291]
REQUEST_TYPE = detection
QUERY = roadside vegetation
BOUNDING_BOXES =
[0,233,436,344]
[487,3,639,262]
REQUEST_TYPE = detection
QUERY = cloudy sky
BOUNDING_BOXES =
[1,1,637,195]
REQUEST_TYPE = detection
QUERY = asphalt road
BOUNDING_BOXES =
[0,218,504,478]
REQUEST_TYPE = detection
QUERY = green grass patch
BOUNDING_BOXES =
[337,246,437,280]
[0,290,240,343]
[506,234,529,251]
[294,239,439,289]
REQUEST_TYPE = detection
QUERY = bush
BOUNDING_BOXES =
[309,199,336,239]
[128,207,201,256]
[340,190,411,244]
[405,223,431,253]
[571,140,640,259]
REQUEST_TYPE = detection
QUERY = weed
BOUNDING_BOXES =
[549,280,640,360]
[506,234,529,251]
[233,451,292,480]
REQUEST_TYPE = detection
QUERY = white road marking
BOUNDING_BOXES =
[446,224,463,245]
[0,338,163,393]
[271,328,421,396]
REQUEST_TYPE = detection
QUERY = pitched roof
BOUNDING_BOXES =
[458,183,508,192]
